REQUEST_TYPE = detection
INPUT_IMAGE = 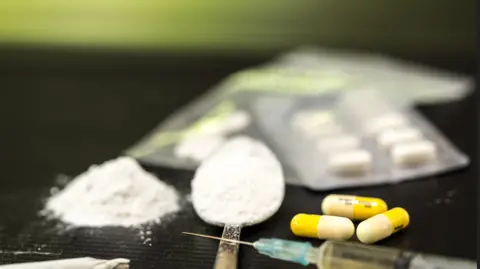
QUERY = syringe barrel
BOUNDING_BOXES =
[317,241,476,269]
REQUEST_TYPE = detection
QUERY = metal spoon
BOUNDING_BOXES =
[191,136,285,269]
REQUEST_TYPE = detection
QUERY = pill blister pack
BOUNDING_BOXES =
[252,92,469,190]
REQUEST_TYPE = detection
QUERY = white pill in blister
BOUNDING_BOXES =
[196,111,251,136]
[174,134,226,161]
[292,110,335,124]
[328,149,372,174]
[317,135,361,152]
[304,123,343,138]
[391,140,437,165]
[291,111,335,129]
[377,127,423,148]
[220,110,251,134]
[365,113,409,134]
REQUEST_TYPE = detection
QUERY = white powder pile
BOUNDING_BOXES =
[43,156,180,227]
[191,136,285,226]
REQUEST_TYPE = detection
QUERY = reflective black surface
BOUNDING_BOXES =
[0,48,477,268]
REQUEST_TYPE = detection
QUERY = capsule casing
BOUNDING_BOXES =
[290,213,354,241]
[356,207,410,244]
[321,194,388,220]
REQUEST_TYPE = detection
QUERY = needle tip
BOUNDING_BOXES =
[181,232,254,246]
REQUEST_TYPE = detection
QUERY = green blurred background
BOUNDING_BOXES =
[0,0,475,61]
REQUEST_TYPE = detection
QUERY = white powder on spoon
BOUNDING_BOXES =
[191,136,285,226]
[43,157,181,227]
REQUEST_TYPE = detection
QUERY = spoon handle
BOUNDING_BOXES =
[213,225,242,269]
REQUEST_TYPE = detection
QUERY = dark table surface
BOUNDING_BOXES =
[0,47,477,268]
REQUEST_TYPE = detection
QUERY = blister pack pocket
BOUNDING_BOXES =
[252,92,469,190]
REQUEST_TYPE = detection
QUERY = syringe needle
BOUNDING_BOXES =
[182,233,315,266]
[182,232,255,246]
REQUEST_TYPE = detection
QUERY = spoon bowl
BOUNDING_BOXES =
[191,136,285,269]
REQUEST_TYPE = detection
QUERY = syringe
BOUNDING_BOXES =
[183,232,476,269]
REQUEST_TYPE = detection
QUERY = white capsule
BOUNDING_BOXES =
[317,135,361,152]
[328,149,372,175]
[321,194,388,220]
[365,113,409,134]
[356,207,410,244]
[377,127,423,149]
[391,140,437,165]
[290,214,355,240]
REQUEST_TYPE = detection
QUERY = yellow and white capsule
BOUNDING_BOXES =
[356,207,410,244]
[290,213,355,240]
[321,194,388,220]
